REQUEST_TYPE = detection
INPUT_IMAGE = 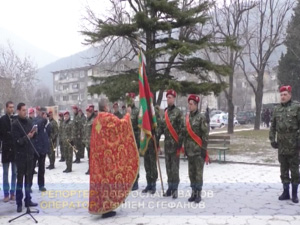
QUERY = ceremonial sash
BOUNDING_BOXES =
[165,110,184,156]
[186,114,210,164]
[165,110,179,143]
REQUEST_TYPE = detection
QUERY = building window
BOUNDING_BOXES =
[72,83,79,89]
[63,96,69,101]
[55,85,60,91]
[54,74,59,81]
[55,96,60,102]
[80,71,85,78]
[72,95,78,101]
[63,84,69,90]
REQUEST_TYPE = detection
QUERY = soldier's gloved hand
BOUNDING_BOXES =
[271,142,278,149]
[70,141,74,146]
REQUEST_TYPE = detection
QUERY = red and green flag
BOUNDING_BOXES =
[138,51,157,155]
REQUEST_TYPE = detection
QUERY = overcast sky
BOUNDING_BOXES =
[0,0,109,58]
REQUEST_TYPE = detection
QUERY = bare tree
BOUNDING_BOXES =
[239,0,294,130]
[205,0,258,133]
[0,42,37,105]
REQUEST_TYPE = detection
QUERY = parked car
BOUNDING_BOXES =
[224,114,239,126]
[210,113,227,129]
[210,110,225,118]
[236,111,255,124]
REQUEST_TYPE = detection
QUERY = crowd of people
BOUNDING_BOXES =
[1,85,299,217]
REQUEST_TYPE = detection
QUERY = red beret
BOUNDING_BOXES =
[86,106,93,113]
[113,102,118,107]
[72,105,78,110]
[59,113,63,117]
[122,105,126,109]
[88,104,95,109]
[64,111,70,115]
[166,89,177,97]
[28,108,34,114]
[48,111,53,114]
[36,106,41,111]
[279,85,292,93]
[78,109,82,112]
[188,94,200,103]
[128,92,135,98]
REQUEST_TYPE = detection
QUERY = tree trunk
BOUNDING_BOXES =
[156,89,164,106]
[227,69,234,134]
[254,71,264,130]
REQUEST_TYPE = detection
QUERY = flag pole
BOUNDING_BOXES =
[152,134,165,195]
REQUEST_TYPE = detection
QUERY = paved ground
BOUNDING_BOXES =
[0,156,300,225]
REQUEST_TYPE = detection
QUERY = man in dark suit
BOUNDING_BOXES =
[0,101,17,202]
[12,102,38,212]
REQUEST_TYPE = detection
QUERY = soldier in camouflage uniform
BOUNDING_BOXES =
[62,111,74,173]
[157,89,184,199]
[46,111,58,170]
[83,106,95,175]
[58,113,65,162]
[142,104,161,194]
[72,106,84,163]
[127,92,140,190]
[113,102,123,119]
[269,85,300,203]
[78,109,86,159]
[183,94,209,203]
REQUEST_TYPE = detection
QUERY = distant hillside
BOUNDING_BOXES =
[36,47,101,92]
[0,27,58,67]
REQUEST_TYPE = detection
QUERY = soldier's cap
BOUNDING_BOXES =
[48,110,53,114]
[166,89,177,98]
[28,108,34,114]
[78,109,82,112]
[94,110,98,113]
[59,112,63,117]
[64,111,70,115]
[279,85,292,93]
[128,92,135,98]
[122,105,126,109]
[88,104,95,109]
[113,102,118,107]
[72,105,78,110]
[36,106,41,111]
[86,106,93,113]
[188,94,200,104]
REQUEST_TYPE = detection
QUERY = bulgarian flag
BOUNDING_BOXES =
[138,50,157,155]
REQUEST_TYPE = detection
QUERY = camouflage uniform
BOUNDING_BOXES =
[62,118,74,172]
[157,105,183,196]
[83,112,95,174]
[58,117,65,161]
[79,114,86,158]
[142,107,161,193]
[48,118,58,168]
[183,110,208,202]
[269,100,300,202]
[114,111,123,119]
[73,113,84,162]
[130,104,140,190]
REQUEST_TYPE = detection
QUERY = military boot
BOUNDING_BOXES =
[194,190,202,203]
[292,184,299,203]
[188,189,196,202]
[172,189,178,199]
[163,184,172,197]
[279,183,290,200]
[132,180,139,191]
[142,184,151,193]
[150,183,156,195]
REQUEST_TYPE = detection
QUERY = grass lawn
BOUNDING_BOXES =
[159,129,278,164]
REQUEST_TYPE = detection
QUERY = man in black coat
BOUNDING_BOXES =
[0,101,17,202]
[31,107,50,192]
[11,102,38,212]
